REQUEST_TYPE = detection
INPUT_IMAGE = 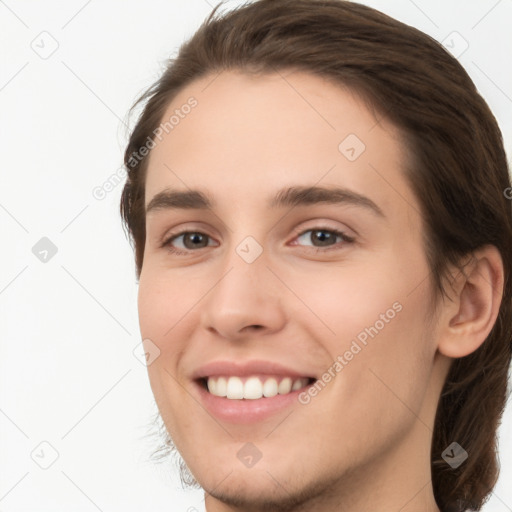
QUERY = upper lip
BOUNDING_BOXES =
[192,360,317,380]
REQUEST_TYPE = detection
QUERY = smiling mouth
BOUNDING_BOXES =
[199,375,317,400]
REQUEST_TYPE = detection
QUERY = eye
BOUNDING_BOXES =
[161,226,354,256]
[161,231,217,255]
[292,227,354,251]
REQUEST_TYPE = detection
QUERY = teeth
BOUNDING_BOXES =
[226,376,244,399]
[244,377,263,399]
[207,378,217,395]
[216,377,227,397]
[262,378,278,398]
[206,375,310,400]
[278,377,292,395]
[291,379,303,391]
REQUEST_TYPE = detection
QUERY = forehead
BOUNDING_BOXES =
[144,69,418,225]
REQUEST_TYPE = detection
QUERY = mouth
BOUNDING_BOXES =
[198,375,317,400]
[191,360,319,423]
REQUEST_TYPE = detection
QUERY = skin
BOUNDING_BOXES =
[137,69,504,512]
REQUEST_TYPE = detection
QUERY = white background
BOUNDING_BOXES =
[1,0,511,511]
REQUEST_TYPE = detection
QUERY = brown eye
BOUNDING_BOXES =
[295,228,354,250]
[162,231,215,255]
[180,232,210,249]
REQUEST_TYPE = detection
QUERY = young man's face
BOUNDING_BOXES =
[138,70,449,511]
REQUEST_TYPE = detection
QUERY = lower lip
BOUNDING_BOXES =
[194,380,312,424]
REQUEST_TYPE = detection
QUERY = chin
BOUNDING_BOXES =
[202,467,334,512]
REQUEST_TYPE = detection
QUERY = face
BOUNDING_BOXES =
[138,70,446,510]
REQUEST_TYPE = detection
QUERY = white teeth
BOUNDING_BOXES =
[244,377,263,399]
[216,377,227,397]
[206,375,310,400]
[278,377,292,395]
[262,378,278,398]
[292,379,303,391]
[207,377,217,395]
[226,376,244,399]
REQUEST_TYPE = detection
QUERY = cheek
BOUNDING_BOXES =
[289,257,409,340]
[137,268,201,340]
[137,266,221,403]
[137,271,192,391]
[138,277,170,336]
[298,249,433,394]
[137,271,201,438]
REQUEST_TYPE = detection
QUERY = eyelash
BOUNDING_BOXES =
[160,226,355,256]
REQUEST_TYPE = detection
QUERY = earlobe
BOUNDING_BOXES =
[437,245,504,359]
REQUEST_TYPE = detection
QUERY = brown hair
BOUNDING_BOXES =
[120,1,512,510]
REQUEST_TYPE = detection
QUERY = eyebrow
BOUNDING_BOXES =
[145,185,385,218]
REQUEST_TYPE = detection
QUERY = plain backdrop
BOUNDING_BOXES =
[1,0,511,511]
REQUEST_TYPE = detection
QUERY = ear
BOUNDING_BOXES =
[437,245,505,359]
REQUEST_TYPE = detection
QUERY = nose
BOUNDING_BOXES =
[199,246,287,341]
